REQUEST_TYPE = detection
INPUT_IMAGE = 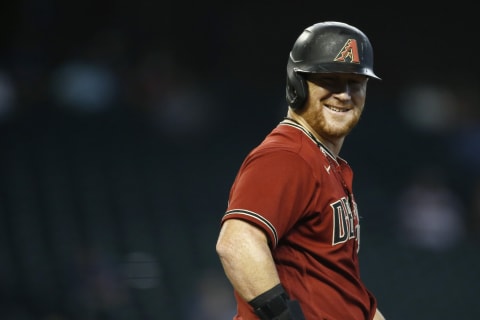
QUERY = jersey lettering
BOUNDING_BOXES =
[331,196,359,250]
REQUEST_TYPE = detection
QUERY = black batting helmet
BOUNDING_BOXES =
[286,21,381,110]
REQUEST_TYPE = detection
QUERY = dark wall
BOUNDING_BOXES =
[0,1,479,319]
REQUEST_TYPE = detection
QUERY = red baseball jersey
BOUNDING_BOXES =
[222,118,377,320]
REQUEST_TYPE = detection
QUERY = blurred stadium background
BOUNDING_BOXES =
[0,1,479,319]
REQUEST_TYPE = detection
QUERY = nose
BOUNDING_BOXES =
[332,81,352,100]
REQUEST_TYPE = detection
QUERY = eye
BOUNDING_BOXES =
[307,74,367,90]
[308,76,336,86]
[348,79,365,88]
[349,75,368,85]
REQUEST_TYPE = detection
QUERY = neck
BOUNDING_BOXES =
[286,109,344,157]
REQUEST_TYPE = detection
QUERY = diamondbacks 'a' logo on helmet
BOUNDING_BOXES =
[334,39,360,64]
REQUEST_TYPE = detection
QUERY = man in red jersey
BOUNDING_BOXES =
[216,21,386,320]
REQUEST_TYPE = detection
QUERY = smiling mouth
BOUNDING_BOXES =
[325,105,350,112]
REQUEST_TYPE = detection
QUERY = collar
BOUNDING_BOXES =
[280,117,341,164]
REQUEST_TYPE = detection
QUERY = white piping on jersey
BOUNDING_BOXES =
[280,118,341,165]
[224,209,279,246]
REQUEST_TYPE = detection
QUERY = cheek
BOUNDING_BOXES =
[353,93,367,108]
[307,84,329,99]
[354,104,365,116]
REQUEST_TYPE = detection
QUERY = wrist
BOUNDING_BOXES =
[248,284,290,319]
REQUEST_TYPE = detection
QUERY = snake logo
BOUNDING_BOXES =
[334,39,360,64]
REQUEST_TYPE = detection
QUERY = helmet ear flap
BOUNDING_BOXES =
[286,60,308,110]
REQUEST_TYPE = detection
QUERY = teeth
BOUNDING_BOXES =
[326,105,348,112]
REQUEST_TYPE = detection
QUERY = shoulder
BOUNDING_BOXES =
[254,123,318,157]
[238,125,326,181]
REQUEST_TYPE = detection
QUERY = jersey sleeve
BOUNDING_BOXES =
[222,148,316,247]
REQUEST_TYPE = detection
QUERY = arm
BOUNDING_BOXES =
[216,219,306,319]
[216,219,280,301]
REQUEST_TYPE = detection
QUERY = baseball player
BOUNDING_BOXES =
[216,21,386,320]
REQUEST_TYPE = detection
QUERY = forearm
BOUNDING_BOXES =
[216,219,280,301]
[222,248,280,302]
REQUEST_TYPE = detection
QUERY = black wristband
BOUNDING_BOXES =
[248,284,291,319]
